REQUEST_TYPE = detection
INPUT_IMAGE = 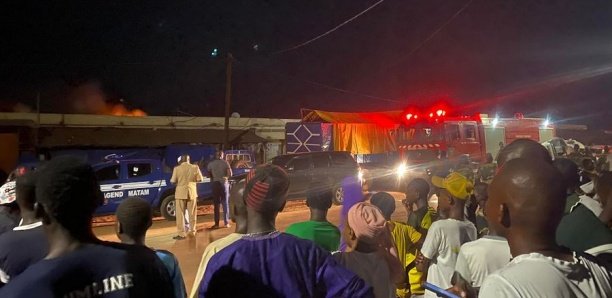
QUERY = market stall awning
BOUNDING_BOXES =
[302,109,403,126]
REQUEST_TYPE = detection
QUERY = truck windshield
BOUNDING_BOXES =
[399,125,443,143]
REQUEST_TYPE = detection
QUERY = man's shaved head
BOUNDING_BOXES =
[487,158,565,246]
[496,139,552,168]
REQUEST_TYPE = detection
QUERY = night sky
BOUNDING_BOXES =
[1,1,611,128]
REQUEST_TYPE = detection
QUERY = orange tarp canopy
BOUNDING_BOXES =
[302,110,400,154]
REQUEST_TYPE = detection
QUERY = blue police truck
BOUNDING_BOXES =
[21,145,255,220]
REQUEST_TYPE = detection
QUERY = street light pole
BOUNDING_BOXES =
[223,53,233,150]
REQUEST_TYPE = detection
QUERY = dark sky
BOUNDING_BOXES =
[1,0,612,128]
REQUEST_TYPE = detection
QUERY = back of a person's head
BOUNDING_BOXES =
[370,192,395,220]
[15,171,37,210]
[490,158,565,235]
[35,156,103,231]
[306,184,333,211]
[116,197,152,239]
[244,165,289,215]
[553,158,579,191]
[486,153,494,163]
[407,178,430,200]
[496,138,552,168]
[474,182,488,199]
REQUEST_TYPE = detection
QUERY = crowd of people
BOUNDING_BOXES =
[0,138,610,297]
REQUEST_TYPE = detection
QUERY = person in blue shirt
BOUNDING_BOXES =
[116,196,187,298]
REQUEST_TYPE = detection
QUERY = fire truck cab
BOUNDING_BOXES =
[397,112,555,166]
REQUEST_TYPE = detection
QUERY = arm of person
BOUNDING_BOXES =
[195,166,204,183]
[225,161,232,178]
[416,222,440,282]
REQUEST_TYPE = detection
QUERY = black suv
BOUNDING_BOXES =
[271,151,361,204]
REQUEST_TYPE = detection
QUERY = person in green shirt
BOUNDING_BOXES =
[285,186,340,251]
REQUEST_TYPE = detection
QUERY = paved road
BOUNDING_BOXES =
[92,192,410,294]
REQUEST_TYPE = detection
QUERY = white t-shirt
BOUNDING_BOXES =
[480,252,612,298]
[420,219,477,298]
[454,236,511,287]
[333,251,395,298]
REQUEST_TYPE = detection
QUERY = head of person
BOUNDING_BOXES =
[231,179,248,233]
[496,138,552,168]
[573,144,580,153]
[432,172,473,219]
[552,158,579,194]
[215,151,224,159]
[15,171,37,218]
[485,153,494,164]
[604,145,610,154]
[473,182,488,210]
[115,197,152,244]
[34,156,103,240]
[405,178,430,204]
[243,165,290,222]
[486,158,566,253]
[180,154,190,164]
[582,158,595,172]
[305,184,333,213]
[370,192,396,221]
[344,202,387,251]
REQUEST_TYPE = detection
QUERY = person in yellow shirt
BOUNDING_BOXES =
[370,192,423,298]
[403,178,436,298]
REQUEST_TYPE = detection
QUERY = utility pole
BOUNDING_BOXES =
[223,53,233,150]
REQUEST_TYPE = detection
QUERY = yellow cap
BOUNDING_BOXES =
[431,172,473,200]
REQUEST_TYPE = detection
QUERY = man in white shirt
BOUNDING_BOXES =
[479,158,612,297]
[453,234,511,293]
[417,172,477,298]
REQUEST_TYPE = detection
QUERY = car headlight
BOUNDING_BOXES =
[396,163,408,177]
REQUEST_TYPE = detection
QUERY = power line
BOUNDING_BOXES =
[272,0,385,55]
[386,0,476,69]
[261,67,402,103]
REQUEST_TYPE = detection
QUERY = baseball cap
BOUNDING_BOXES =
[431,172,473,200]
[0,181,16,205]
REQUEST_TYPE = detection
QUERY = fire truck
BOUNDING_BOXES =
[396,109,555,166]
[286,107,555,181]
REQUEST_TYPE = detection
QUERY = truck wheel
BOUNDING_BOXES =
[333,186,344,205]
[160,195,176,221]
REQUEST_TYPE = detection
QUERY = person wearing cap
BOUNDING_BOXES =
[199,165,373,298]
[0,172,48,285]
[416,172,477,298]
[0,172,20,236]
